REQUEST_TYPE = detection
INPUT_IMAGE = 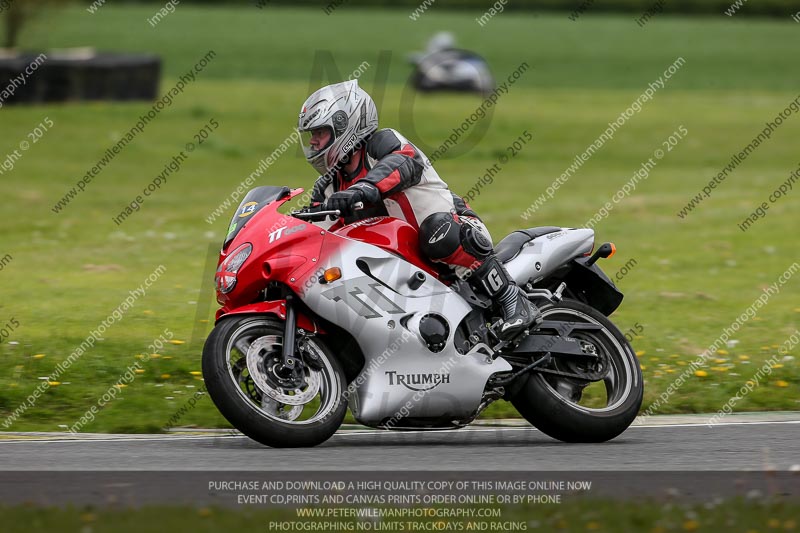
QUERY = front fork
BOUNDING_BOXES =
[279,294,300,372]
[277,295,322,382]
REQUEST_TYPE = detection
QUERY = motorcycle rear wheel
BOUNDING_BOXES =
[510,299,643,442]
[202,316,347,448]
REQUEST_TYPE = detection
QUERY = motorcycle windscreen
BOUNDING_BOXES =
[223,186,291,250]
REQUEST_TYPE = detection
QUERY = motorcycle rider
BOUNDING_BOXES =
[298,80,540,340]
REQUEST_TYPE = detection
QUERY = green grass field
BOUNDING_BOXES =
[0,5,798,432]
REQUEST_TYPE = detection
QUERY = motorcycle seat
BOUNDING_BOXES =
[495,226,562,263]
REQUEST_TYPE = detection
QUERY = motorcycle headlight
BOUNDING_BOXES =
[216,243,252,294]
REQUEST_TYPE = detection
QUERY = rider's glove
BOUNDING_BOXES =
[310,174,333,205]
[325,182,380,215]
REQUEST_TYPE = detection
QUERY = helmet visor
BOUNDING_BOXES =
[300,126,334,159]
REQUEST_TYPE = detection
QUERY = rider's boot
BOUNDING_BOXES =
[469,256,542,341]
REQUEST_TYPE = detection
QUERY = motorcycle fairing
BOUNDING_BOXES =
[334,217,443,279]
[503,228,594,285]
[300,232,512,427]
[216,190,325,310]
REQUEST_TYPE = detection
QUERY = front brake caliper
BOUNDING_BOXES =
[298,337,324,371]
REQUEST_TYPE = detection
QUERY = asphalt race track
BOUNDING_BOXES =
[1,418,798,471]
[1,416,799,507]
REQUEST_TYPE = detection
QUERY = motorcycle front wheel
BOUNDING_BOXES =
[202,315,347,448]
[510,299,643,442]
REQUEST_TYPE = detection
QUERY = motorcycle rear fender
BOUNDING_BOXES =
[215,300,322,333]
[558,258,624,316]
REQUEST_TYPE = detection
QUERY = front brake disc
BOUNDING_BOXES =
[245,336,320,405]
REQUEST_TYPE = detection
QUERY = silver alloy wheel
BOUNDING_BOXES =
[539,307,634,413]
[224,319,341,425]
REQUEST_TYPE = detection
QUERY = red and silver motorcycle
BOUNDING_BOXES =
[203,186,643,448]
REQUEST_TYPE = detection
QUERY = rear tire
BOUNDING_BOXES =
[202,315,347,448]
[510,299,643,442]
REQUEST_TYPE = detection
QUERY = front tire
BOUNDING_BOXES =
[510,299,643,442]
[202,315,347,448]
